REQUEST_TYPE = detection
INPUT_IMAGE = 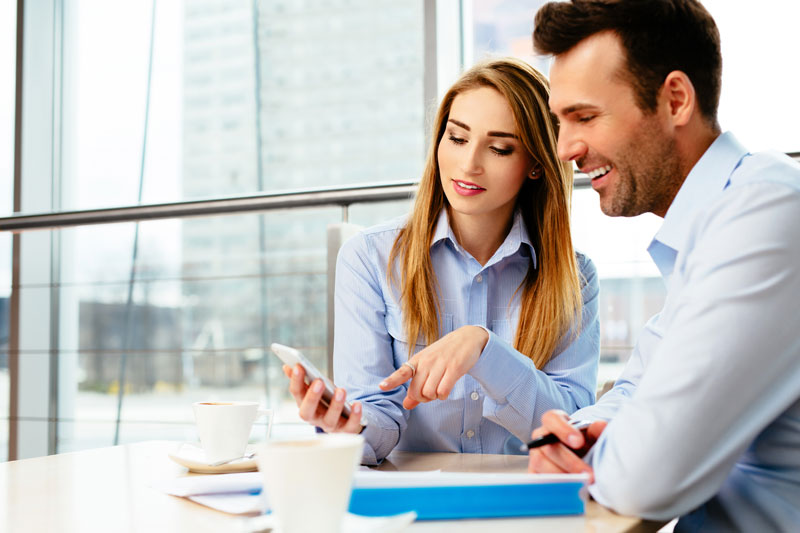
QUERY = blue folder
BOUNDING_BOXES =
[348,482,585,520]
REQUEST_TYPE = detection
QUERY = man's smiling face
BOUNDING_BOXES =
[549,31,681,218]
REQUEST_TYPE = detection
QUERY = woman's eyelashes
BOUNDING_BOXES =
[490,146,513,156]
[446,134,514,157]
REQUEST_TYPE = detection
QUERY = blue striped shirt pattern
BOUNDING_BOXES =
[333,209,600,464]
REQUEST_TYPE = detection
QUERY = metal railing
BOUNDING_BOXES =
[0,181,422,233]
[7,153,800,233]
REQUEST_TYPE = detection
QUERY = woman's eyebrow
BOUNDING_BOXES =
[447,118,470,130]
[487,131,517,139]
[448,118,517,139]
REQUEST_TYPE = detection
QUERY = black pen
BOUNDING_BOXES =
[519,419,594,452]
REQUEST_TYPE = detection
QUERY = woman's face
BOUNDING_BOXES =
[437,86,536,227]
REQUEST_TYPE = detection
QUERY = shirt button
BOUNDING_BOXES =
[470,391,479,401]
[475,274,483,283]
[466,430,475,439]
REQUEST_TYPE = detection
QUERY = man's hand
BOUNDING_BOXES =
[527,409,607,483]
[282,364,363,434]
[379,326,489,410]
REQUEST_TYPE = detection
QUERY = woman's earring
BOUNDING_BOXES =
[530,169,538,178]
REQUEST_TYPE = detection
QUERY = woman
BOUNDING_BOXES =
[284,58,599,465]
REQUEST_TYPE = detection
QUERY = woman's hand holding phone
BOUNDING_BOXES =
[283,364,364,434]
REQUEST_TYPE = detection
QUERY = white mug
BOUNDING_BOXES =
[192,401,273,464]
[256,434,364,533]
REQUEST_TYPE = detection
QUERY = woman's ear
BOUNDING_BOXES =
[529,166,542,180]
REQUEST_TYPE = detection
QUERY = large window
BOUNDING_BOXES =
[0,0,17,462]
[10,0,422,458]
[5,0,799,460]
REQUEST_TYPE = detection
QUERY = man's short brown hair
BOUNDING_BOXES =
[533,0,721,126]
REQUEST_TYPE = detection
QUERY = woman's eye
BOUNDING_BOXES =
[491,146,513,156]
[448,135,466,145]
[577,115,595,123]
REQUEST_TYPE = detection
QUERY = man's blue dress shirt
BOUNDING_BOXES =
[334,209,600,464]
[573,132,800,531]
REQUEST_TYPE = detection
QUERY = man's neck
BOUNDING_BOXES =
[654,121,722,218]
[676,121,721,182]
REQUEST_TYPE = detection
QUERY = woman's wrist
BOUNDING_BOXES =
[467,325,491,354]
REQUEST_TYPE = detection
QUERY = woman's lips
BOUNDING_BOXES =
[452,179,486,196]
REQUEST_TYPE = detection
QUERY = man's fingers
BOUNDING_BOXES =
[528,449,569,474]
[541,409,585,449]
[528,447,595,482]
[587,420,608,441]
[540,441,594,475]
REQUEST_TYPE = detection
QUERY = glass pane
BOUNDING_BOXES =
[348,199,413,228]
[14,201,408,453]
[471,0,549,72]
[471,0,800,153]
[56,0,426,213]
[703,0,800,152]
[0,0,14,217]
[571,189,666,385]
[0,0,15,462]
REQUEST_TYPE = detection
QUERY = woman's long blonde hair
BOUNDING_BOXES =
[388,58,582,369]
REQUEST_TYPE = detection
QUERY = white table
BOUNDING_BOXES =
[0,441,665,532]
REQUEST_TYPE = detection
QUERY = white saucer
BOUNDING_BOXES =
[168,442,258,474]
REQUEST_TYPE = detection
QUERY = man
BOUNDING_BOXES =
[529,1,800,531]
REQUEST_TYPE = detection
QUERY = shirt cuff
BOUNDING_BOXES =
[468,328,532,398]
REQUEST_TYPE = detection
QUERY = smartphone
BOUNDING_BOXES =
[271,342,367,426]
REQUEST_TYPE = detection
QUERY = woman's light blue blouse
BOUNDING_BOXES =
[333,209,600,464]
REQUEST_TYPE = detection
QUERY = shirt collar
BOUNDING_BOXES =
[648,131,748,280]
[432,208,537,269]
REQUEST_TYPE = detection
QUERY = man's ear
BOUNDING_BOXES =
[661,70,696,127]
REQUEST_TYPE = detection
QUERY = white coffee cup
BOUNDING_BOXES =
[255,434,364,533]
[192,401,273,464]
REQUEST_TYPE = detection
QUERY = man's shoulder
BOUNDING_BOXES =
[694,150,800,246]
[729,150,800,193]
